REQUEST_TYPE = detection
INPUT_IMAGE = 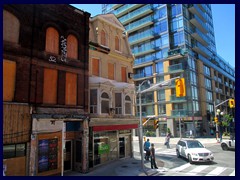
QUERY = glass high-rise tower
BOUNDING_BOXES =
[102,4,235,137]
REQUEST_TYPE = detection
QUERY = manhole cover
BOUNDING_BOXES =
[121,165,128,168]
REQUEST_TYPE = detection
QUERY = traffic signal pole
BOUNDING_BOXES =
[214,98,234,142]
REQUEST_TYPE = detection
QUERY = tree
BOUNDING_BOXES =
[221,114,233,134]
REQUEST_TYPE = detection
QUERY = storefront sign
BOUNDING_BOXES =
[98,144,110,155]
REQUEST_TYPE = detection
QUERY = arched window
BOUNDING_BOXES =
[101,30,106,46]
[3,10,20,43]
[115,36,120,51]
[67,34,78,59]
[101,92,109,113]
[125,95,132,114]
[45,27,59,54]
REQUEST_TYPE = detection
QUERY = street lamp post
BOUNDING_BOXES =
[138,80,150,175]
[136,76,180,175]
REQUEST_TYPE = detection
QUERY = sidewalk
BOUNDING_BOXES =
[64,137,222,176]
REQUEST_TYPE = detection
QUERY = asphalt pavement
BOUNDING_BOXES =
[64,136,223,176]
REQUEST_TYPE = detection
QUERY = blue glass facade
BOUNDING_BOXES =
[102,4,235,137]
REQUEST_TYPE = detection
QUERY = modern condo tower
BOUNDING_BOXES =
[102,4,235,137]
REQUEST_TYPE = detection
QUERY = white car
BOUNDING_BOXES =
[221,137,235,151]
[176,139,214,164]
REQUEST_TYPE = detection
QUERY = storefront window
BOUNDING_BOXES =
[93,131,117,166]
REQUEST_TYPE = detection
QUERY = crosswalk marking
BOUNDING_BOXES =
[206,167,226,176]
[157,148,176,156]
[185,165,209,176]
[170,163,191,172]
[168,163,234,176]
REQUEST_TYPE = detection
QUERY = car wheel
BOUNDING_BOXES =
[221,143,228,151]
[188,154,193,164]
[176,150,180,158]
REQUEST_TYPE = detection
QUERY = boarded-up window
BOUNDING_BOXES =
[45,27,59,54]
[92,58,99,76]
[108,63,114,80]
[65,72,77,105]
[67,34,78,59]
[43,68,58,104]
[115,36,120,51]
[121,67,127,82]
[3,10,20,43]
[101,30,106,46]
[3,60,16,101]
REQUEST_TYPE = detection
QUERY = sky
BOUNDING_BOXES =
[71,4,235,68]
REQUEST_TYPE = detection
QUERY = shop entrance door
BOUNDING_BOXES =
[119,137,125,158]
[64,140,72,171]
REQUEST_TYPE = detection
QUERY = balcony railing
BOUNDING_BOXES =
[170,95,187,102]
[119,4,153,25]
[125,15,153,32]
[168,63,183,72]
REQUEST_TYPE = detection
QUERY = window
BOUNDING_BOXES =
[101,92,110,114]
[156,62,163,74]
[65,72,77,105]
[101,30,107,46]
[115,93,122,114]
[171,4,182,17]
[115,36,120,51]
[171,31,184,47]
[125,95,132,114]
[67,34,78,59]
[45,27,59,54]
[3,60,16,101]
[170,16,183,32]
[121,67,127,82]
[204,65,211,76]
[158,89,165,101]
[205,78,212,89]
[3,10,20,43]
[206,90,213,102]
[108,63,115,80]
[43,68,58,104]
[90,89,98,113]
[3,143,26,159]
[158,104,166,115]
[92,58,100,76]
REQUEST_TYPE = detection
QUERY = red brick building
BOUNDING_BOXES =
[3,4,90,175]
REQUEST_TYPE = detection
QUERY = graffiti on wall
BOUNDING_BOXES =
[48,35,67,63]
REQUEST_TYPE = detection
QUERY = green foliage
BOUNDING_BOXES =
[145,131,156,137]
[221,114,233,127]
[223,132,230,136]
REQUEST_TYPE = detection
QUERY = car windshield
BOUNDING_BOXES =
[187,141,204,148]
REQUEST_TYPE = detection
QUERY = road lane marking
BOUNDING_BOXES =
[206,167,226,176]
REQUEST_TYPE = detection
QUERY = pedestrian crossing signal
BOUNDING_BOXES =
[154,120,159,129]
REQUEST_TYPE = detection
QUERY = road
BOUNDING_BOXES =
[133,141,235,176]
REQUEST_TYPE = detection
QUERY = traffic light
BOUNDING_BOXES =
[175,78,186,97]
[214,117,218,123]
[229,99,235,108]
[154,120,159,129]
